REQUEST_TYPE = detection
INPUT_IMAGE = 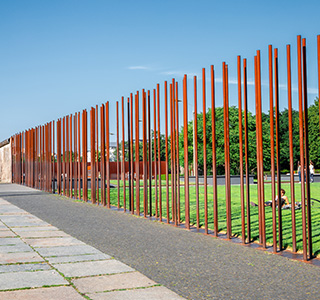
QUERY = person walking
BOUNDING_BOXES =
[297,161,301,183]
[310,161,315,183]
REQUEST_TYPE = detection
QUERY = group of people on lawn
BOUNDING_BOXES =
[251,188,300,210]
[251,160,315,209]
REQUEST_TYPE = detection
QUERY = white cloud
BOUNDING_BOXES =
[160,70,199,77]
[215,77,255,86]
[127,66,150,70]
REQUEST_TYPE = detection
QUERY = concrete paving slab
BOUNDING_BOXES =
[16,230,70,238]
[12,226,59,232]
[0,206,28,215]
[0,199,10,205]
[0,286,85,300]
[48,253,111,264]
[0,243,33,253]
[87,286,185,300]
[0,262,51,273]
[0,231,16,237]
[0,269,68,290]
[54,259,134,278]
[0,215,45,222]
[0,215,50,227]
[36,244,102,257]
[73,271,156,293]
[0,252,45,264]
[23,237,85,248]
[1,221,50,227]
[0,185,41,194]
[0,237,23,245]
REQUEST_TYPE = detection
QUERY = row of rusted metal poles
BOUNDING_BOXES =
[11,35,319,261]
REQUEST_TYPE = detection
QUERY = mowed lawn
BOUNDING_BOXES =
[85,180,320,257]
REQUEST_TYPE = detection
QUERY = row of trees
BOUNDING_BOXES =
[121,98,320,176]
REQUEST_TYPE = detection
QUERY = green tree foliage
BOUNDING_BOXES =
[114,98,320,176]
[119,131,170,163]
[178,98,320,175]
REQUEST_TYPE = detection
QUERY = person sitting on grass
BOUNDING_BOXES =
[251,189,300,209]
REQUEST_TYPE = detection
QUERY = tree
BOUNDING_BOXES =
[177,97,320,175]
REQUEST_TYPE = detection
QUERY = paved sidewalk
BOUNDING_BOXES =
[2,184,320,300]
[0,197,185,299]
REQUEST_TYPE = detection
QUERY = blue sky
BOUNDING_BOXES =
[1,0,319,142]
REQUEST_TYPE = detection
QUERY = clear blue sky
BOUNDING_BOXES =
[1,0,319,142]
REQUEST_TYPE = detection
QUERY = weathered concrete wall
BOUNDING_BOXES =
[0,140,12,183]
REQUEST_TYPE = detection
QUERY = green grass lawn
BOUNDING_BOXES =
[78,180,320,257]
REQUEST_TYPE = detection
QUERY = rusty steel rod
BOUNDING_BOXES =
[121,97,126,211]
[46,124,49,192]
[202,68,208,234]
[42,126,44,190]
[69,115,73,197]
[38,126,42,190]
[257,50,266,248]
[183,74,190,229]
[302,38,312,259]
[83,110,88,201]
[34,128,37,189]
[157,84,162,221]
[52,120,55,193]
[318,35,320,133]
[135,91,140,216]
[63,117,66,195]
[153,89,158,218]
[175,81,180,224]
[46,124,49,191]
[21,132,24,185]
[100,104,106,206]
[269,45,277,252]
[143,90,147,217]
[135,92,140,215]
[171,82,176,224]
[77,113,81,200]
[237,56,245,243]
[74,115,77,197]
[148,91,152,217]
[170,83,174,223]
[211,65,218,237]
[50,123,52,192]
[318,35,320,135]
[128,97,132,212]
[172,81,177,225]
[194,75,200,230]
[96,105,99,204]
[76,114,80,198]
[91,108,96,203]
[172,81,177,224]
[254,56,262,244]
[42,126,45,190]
[287,44,297,253]
[297,35,307,260]
[31,129,34,188]
[165,82,169,223]
[223,63,231,239]
[106,102,110,208]
[275,48,282,250]
[117,102,120,210]
[130,94,134,214]
[66,116,70,197]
